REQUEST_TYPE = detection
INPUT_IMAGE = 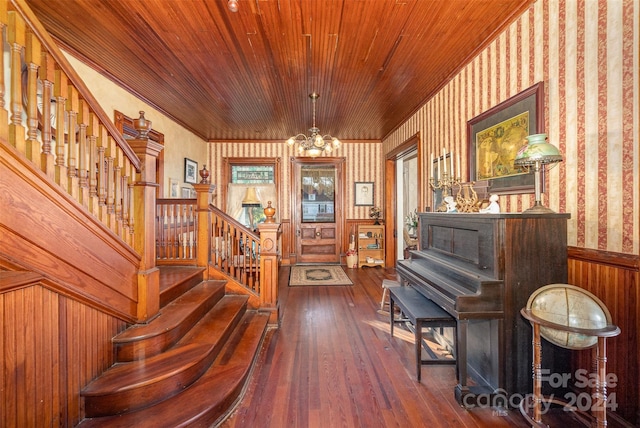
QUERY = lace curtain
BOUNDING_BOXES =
[227,183,277,226]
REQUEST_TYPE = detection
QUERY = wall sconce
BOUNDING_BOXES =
[227,0,238,12]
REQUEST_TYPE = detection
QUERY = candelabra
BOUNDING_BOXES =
[429,171,461,212]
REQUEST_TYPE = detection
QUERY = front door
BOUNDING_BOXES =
[292,157,344,264]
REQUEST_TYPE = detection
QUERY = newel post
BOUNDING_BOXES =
[128,111,163,322]
[193,165,215,273]
[257,201,281,326]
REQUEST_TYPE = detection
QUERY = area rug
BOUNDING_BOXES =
[289,265,353,286]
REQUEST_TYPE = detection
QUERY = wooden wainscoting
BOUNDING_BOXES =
[0,273,127,427]
[279,219,292,266]
[567,247,639,426]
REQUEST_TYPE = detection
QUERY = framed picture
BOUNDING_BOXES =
[181,187,193,198]
[467,82,544,194]
[184,158,198,184]
[169,178,179,198]
[354,182,374,206]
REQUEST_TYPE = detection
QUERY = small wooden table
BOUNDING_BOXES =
[389,286,457,381]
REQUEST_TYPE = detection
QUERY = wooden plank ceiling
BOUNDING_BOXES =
[24,0,534,142]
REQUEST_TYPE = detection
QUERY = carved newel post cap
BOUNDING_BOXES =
[264,201,276,223]
[199,165,210,184]
[133,111,152,138]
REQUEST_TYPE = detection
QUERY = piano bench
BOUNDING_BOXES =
[389,285,457,382]
[380,279,401,310]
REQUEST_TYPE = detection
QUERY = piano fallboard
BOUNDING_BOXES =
[396,257,503,318]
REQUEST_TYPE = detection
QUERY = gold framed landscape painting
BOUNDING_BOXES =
[467,82,544,195]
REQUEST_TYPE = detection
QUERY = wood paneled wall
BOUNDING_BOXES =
[567,248,639,425]
[0,275,126,427]
[0,144,141,321]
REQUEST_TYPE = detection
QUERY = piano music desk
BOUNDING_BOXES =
[389,286,457,382]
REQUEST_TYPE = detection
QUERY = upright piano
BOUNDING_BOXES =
[397,212,570,406]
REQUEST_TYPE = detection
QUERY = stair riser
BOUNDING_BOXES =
[160,273,204,307]
[84,351,217,417]
[83,296,248,417]
[115,287,224,362]
[78,313,269,427]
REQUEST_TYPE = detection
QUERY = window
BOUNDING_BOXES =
[301,166,335,223]
[222,158,280,227]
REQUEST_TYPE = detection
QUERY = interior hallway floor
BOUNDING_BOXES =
[218,265,602,428]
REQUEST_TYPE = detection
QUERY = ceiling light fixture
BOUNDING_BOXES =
[227,0,238,12]
[286,92,341,157]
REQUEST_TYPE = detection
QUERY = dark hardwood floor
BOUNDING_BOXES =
[218,265,532,428]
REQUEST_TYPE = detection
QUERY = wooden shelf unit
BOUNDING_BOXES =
[357,224,385,268]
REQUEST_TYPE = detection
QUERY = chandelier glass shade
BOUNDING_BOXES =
[286,93,341,157]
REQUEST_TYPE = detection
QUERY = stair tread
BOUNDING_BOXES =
[158,266,206,292]
[177,295,249,346]
[82,343,208,395]
[114,280,226,343]
[79,311,269,428]
[83,295,249,396]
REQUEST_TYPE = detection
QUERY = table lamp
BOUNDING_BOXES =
[513,133,563,214]
[241,187,262,229]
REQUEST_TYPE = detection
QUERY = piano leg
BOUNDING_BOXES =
[455,319,470,407]
[389,297,395,337]
[415,319,422,381]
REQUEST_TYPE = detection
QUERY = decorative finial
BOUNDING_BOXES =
[133,111,152,138]
[199,165,210,184]
[264,201,276,223]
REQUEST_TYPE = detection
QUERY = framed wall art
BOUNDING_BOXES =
[169,178,179,198]
[181,187,194,198]
[354,182,374,206]
[467,82,544,194]
[184,158,198,184]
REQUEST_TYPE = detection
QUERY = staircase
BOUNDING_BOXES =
[77,266,269,427]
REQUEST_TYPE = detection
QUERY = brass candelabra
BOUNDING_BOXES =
[429,172,461,212]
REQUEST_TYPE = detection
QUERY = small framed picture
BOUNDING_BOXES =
[169,178,179,198]
[354,182,374,206]
[181,187,193,198]
[184,158,198,184]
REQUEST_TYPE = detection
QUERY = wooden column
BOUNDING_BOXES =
[193,182,215,273]
[128,113,162,322]
[258,202,281,326]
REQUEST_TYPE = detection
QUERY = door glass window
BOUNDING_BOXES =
[301,166,335,223]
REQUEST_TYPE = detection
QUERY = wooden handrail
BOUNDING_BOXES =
[161,184,281,324]
[155,197,261,290]
[7,0,141,170]
[2,1,144,246]
[2,2,164,322]
[209,204,261,293]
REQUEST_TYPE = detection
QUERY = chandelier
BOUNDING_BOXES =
[286,92,341,157]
